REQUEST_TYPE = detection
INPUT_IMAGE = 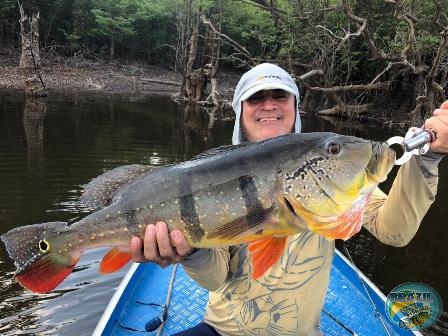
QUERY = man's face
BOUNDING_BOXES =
[241,89,296,142]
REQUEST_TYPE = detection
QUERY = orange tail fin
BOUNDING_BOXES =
[248,236,287,279]
[15,252,82,293]
[1,221,83,293]
[99,248,132,273]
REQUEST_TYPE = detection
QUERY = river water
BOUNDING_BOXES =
[0,89,446,335]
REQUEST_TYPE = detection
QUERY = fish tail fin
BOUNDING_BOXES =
[1,222,82,293]
[99,247,132,273]
[248,236,287,279]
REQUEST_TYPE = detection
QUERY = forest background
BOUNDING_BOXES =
[0,0,447,125]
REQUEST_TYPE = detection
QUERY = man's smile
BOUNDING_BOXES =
[257,115,283,122]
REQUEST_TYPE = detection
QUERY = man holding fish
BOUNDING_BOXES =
[2,63,447,334]
[130,63,448,335]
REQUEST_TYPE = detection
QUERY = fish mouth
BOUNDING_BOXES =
[366,142,396,184]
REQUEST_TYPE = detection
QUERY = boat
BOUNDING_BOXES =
[93,249,422,336]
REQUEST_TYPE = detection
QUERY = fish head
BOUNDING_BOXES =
[282,133,395,240]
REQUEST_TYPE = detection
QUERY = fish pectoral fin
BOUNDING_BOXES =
[248,236,286,279]
[99,248,133,273]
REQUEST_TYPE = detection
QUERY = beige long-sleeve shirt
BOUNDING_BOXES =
[181,153,441,336]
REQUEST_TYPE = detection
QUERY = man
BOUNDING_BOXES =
[130,63,448,335]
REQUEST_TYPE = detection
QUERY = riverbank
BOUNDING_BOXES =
[0,54,239,100]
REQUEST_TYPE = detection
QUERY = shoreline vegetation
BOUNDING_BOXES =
[0,52,239,101]
[1,0,446,126]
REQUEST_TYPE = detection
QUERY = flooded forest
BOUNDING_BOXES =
[0,0,447,124]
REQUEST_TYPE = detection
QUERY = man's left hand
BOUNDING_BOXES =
[424,101,448,155]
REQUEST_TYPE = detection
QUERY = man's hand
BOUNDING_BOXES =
[425,101,448,155]
[130,221,194,267]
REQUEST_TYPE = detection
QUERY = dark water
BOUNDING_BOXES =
[0,89,446,335]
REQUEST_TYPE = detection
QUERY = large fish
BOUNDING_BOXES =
[1,132,395,293]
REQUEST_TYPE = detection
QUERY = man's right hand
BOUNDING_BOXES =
[130,221,194,267]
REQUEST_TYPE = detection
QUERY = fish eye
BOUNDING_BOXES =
[38,239,50,252]
[326,142,341,155]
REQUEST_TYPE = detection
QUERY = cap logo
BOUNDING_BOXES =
[256,75,283,81]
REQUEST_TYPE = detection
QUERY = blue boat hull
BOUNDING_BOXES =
[94,250,421,335]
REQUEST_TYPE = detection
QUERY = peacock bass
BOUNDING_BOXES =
[1,132,395,293]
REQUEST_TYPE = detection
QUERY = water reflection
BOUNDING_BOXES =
[0,89,446,335]
[23,97,47,164]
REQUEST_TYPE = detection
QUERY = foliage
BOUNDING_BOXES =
[0,0,446,88]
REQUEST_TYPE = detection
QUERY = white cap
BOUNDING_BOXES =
[231,63,301,144]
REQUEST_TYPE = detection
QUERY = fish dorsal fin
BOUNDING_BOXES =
[192,143,250,160]
[80,164,157,209]
[248,236,287,279]
[99,248,132,273]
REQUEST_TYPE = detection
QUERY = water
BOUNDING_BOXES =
[0,89,446,335]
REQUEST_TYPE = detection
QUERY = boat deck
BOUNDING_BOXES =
[95,250,419,335]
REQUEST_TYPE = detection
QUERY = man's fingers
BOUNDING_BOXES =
[130,236,146,263]
[433,100,448,116]
[170,230,193,257]
[142,224,162,261]
[155,221,177,260]
[129,222,194,266]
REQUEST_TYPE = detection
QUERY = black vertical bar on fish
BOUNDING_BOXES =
[179,173,205,243]
[238,175,265,223]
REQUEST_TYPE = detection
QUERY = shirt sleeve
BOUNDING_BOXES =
[180,247,231,291]
[362,152,442,246]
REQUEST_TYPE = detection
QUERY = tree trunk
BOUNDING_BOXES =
[110,33,115,59]
[18,1,47,97]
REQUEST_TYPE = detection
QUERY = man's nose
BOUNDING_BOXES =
[260,95,277,109]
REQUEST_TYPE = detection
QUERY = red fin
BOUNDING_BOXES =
[15,254,81,294]
[248,236,286,279]
[99,248,132,273]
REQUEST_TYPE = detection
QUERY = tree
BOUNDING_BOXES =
[238,0,447,124]
[17,0,47,97]
[91,0,137,59]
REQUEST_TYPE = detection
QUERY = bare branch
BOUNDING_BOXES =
[296,69,324,81]
[309,81,390,93]
[341,0,383,59]
[200,13,254,65]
